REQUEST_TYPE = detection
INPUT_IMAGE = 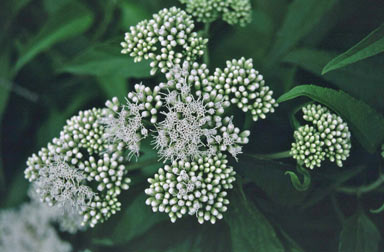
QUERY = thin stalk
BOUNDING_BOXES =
[337,174,384,195]
[245,150,292,160]
[331,194,344,223]
[203,23,211,66]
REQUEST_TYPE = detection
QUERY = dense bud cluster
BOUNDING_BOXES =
[179,0,252,26]
[155,62,250,162]
[121,7,207,75]
[25,108,131,228]
[0,201,72,252]
[145,153,235,224]
[208,58,278,121]
[291,104,352,169]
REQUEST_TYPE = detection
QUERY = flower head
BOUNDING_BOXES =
[25,108,131,228]
[121,7,207,75]
[209,57,278,121]
[154,62,249,162]
[0,202,72,252]
[179,0,252,26]
[291,104,352,169]
[145,153,235,224]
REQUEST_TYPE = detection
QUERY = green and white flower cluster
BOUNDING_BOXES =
[179,0,252,26]
[24,6,278,227]
[101,59,275,223]
[291,104,352,169]
[121,7,208,75]
[0,201,72,252]
[25,108,132,228]
[145,153,235,224]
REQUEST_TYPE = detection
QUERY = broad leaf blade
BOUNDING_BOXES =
[106,193,167,245]
[278,85,384,153]
[13,2,94,74]
[323,23,384,74]
[283,48,384,111]
[226,183,285,252]
[97,75,128,100]
[58,44,151,78]
[238,157,308,206]
[339,212,381,252]
[268,0,335,62]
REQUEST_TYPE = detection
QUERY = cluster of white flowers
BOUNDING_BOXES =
[179,0,252,26]
[100,62,257,224]
[291,104,352,169]
[25,108,131,228]
[23,6,279,228]
[121,7,207,75]
[209,58,278,121]
[0,201,72,252]
[145,153,235,224]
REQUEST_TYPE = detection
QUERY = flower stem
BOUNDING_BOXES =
[203,23,211,66]
[337,174,384,195]
[331,194,344,223]
[245,150,292,160]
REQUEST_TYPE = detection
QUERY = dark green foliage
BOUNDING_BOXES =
[339,210,381,252]
[1,0,384,251]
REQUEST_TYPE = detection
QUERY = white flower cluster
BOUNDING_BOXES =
[121,7,207,75]
[25,108,131,228]
[179,0,252,26]
[145,153,235,224]
[24,6,279,228]
[291,104,352,169]
[100,63,252,224]
[0,201,72,252]
[207,57,278,121]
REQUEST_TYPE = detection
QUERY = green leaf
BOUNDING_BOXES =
[267,0,335,63]
[120,2,151,30]
[58,43,151,78]
[101,193,167,245]
[285,165,311,192]
[225,182,285,252]
[278,85,384,153]
[322,23,384,74]
[283,48,384,111]
[97,75,128,101]
[2,170,29,208]
[339,211,381,252]
[0,50,11,122]
[13,2,94,75]
[301,165,365,209]
[238,156,307,206]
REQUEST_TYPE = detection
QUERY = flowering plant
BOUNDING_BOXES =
[1,0,384,251]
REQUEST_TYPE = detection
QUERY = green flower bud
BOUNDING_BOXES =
[291,104,352,169]
[121,7,207,75]
[25,108,131,228]
[145,153,235,224]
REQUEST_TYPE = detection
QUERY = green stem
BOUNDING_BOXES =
[203,23,211,66]
[331,194,344,223]
[243,113,253,130]
[126,157,158,171]
[245,150,292,160]
[337,174,384,195]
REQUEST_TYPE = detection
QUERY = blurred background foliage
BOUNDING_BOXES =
[0,0,384,251]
